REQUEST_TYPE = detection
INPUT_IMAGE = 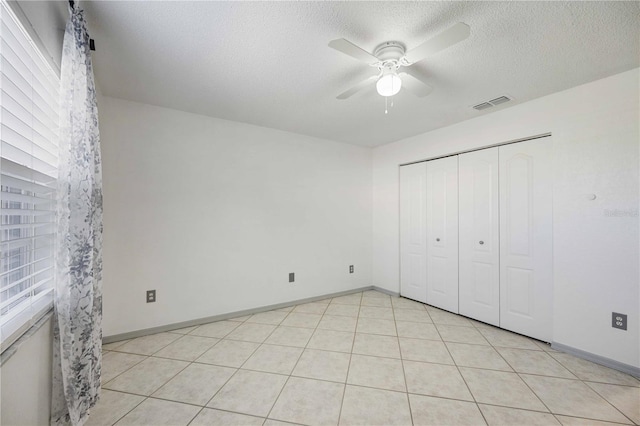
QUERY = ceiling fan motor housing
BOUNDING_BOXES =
[373,41,406,77]
[374,41,406,61]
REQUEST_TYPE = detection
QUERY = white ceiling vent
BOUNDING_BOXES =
[473,95,512,111]
[489,96,511,105]
[472,102,493,111]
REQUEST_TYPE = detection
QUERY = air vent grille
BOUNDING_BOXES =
[489,96,511,105]
[473,95,512,111]
[473,102,493,111]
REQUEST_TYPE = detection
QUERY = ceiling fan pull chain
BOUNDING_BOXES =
[385,96,388,114]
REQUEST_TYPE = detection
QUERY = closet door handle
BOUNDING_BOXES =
[436,238,440,242]
[479,241,484,245]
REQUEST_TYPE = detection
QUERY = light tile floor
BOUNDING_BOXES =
[91,291,640,426]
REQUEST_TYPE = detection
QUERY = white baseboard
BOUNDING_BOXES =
[551,342,640,379]
[104,287,639,381]
[104,285,390,343]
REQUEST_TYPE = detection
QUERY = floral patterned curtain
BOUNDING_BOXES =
[51,3,103,425]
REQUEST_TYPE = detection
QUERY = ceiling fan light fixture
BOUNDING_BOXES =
[376,72,402,97]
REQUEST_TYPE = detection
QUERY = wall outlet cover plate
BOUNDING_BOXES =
[612,312,627,330]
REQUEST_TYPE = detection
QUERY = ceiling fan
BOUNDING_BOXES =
[329,22,470,100]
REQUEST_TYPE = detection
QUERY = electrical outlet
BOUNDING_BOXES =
[146,290,156,303]
[289,273,295,283]
[349,265,354,274]
[612,312,627,330]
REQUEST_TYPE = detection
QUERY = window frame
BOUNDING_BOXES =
[0,0,60,352]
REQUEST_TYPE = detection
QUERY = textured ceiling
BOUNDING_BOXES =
[84,1,640,147]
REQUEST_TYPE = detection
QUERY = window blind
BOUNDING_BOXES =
[0,0,59,349]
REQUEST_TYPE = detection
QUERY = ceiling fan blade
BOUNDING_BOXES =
[336,75,378,100]
[399,72,433,97]
[403,22,470,65]
[329,38,379,64]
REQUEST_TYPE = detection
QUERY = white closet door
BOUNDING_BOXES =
[400,162,428,303]
[459,148,500,326]
[426,156,459,313]
[499,138,553,342]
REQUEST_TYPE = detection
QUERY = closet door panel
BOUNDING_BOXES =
[426,156,459,313]
[400,163,428,303]
[499,138,553,342]
[459,148,500,326]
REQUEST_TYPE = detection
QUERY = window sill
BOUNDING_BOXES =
[0,308,53,366]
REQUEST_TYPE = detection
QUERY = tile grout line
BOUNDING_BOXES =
[150,334,220,364]
[101,392,148,426]
[178,302,357,379]
[578,378,637,425]
[186,317,269,425]
[181,406,265,424]
[550,352,640,387]
[491,343,553,416]
[97,292,639,425]
[393,300,415,426]
[184,308,296,425]
[430,308,490,426]
[100,353,149,389]
[551,412,634,426]
[209,310,293,421]
[581,379,640,389]
[492,345,592,417]
[109,382,603,421]
[102,333,196,425]
[144,340,207,424]
[337,292,363,426]
[448,310,634,423]
[479,328,618,417]
[102,332,184,392]
[262,298,330,424]
[275,299,633,423]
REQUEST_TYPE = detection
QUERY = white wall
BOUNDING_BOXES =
[372,69,639,368]
[100,97,373,337]
[0,317,53,426]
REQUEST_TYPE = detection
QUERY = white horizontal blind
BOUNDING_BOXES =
[0,0,59,349]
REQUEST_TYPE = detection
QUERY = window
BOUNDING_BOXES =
[0,0,59,349]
